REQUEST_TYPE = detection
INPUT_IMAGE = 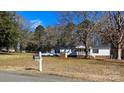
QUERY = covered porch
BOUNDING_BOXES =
[75,45,90,56]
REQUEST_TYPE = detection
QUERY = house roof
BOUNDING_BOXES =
[92,45,110,49]
[75,44,110,49]
[76,45,85,49]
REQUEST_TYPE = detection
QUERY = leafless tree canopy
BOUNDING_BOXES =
[98,12,124,59]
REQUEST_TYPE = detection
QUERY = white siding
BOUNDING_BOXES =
[60,49,72,54]
[90,48,110,56]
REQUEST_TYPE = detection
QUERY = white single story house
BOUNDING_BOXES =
[90,46,110,58]
[76,45,111,58]
[58,45,111,58]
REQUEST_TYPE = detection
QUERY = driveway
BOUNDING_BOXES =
[0,71,81,82]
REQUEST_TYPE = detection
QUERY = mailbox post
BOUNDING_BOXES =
[33,52,43,72]
[39,52,42,72]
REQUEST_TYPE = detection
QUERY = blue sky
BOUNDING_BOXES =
[16,11,58,29]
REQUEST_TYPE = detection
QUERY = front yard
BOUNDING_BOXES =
[0,53,123,81]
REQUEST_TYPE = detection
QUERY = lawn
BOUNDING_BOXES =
[0,53,123,81]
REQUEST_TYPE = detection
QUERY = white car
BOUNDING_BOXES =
[41,53,54,56]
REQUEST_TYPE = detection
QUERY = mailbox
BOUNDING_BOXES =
[33,55,40,62]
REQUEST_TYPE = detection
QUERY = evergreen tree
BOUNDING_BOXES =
[0,12,20,50]
[34,25,45,51]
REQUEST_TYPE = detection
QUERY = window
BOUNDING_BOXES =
[93,49,99,53]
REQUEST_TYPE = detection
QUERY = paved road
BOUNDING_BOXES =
[0,72,81,82]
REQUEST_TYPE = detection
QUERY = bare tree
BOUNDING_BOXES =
[99,12,124,60]
[58,11,100,58]
[76,12,99,58]
[57,12,77,49]
[45,26,59,50]
[15,14,33,52]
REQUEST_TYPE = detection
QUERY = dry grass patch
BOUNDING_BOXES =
[43,57,122,81]
[0,53,37,69]
[0,53,123,81]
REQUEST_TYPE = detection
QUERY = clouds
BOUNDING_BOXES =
[30,19,43,31]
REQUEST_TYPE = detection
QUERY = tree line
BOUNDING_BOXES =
[0,11,124,60]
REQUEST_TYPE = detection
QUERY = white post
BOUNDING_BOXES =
[39,51,42,72]
[65,52,68,58]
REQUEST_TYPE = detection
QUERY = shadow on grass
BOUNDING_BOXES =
[0,52,13,55]
[25,68,39,71]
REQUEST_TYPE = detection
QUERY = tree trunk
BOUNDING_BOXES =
[6,47,9,52]
[85,45,88,58]
[85,49,88,58]
[117,44,122,60]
